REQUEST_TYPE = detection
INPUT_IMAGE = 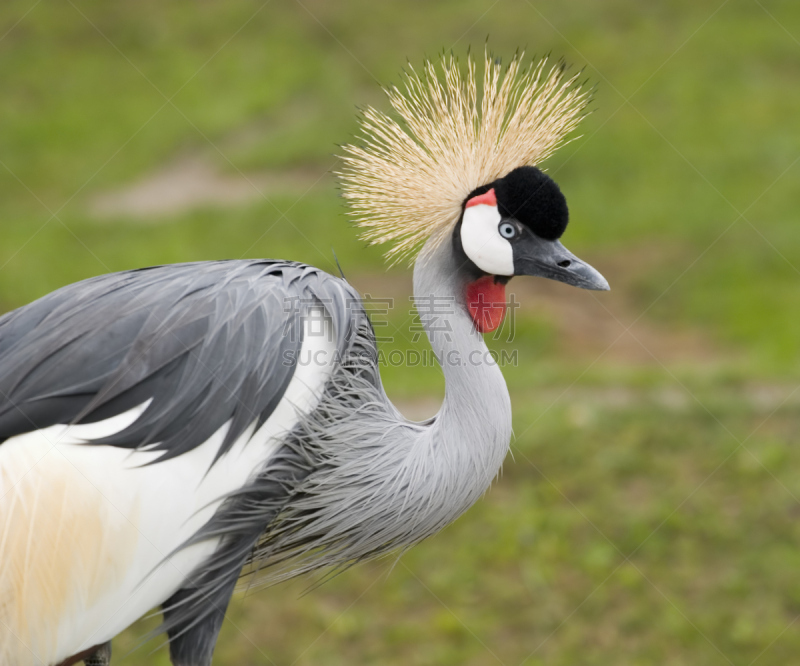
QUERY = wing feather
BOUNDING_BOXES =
[0,260,354,464]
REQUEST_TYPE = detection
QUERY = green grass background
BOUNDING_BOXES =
[2,1,800,664]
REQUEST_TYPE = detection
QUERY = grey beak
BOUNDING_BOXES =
[514,237,610,291]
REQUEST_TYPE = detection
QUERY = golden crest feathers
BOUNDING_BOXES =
[337,50,591,264]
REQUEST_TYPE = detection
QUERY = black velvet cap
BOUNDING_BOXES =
[461,165,569,241]
[493,166,569,240]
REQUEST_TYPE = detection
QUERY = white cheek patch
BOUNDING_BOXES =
[460,204,515,276]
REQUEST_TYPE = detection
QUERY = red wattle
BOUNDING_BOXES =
[466,276,507,333]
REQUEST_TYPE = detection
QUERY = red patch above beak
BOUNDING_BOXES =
[465,188,497,209]
[466,275,507,333]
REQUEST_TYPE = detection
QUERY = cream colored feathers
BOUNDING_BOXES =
[337,51,591,263]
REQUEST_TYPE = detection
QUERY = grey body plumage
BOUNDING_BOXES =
[0,259,383,662]
[0,254,513,665]
[161,239,514,662]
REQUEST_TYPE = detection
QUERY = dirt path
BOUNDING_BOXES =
[89,158,331,219]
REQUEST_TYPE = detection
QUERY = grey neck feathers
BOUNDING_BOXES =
[247,238,513,581]
[413,237,512,493]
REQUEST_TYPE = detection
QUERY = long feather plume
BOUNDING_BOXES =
[337,50,591,263]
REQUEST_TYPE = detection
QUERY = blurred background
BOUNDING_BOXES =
[2,1,800,664]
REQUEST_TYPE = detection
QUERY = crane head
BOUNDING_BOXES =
[452,165,608,333]
[456,165,608,290]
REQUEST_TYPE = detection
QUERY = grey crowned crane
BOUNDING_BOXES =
[0,53,607,666]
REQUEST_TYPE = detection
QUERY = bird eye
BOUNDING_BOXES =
[498,222,517,239]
